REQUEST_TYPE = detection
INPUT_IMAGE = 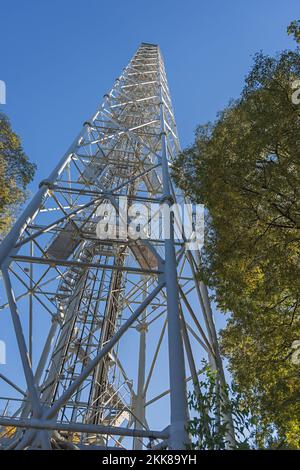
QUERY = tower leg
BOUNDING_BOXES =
[134,313,147,450]
[159,95,189,449]
[133,276,147,450]
[164,233,189,449]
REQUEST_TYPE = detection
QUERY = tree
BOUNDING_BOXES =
[187,363,253,450]
[287,20,300,45]
[173,45,300,447]
[0,112,36,236]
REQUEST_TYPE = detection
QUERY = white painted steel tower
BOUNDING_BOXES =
[0,43,233,450]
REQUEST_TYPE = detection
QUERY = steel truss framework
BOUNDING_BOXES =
[0,43,234,450]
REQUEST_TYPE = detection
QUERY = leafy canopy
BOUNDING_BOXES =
[173,47,300,448]
[287,20,300,45]
[0,112,36,236]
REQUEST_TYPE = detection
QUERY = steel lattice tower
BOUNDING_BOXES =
[0,43,234,450]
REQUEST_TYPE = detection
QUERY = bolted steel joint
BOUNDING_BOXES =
[39,180,54,189]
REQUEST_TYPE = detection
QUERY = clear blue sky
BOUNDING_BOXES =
[1,0,299,189]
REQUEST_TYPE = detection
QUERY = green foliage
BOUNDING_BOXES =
[173,48,300,448]
[187,363,253,450]
[287,20,300,45]
[0,112,36,236]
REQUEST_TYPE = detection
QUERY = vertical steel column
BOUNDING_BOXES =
[133,276,148,450]
[158,50,189,450]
